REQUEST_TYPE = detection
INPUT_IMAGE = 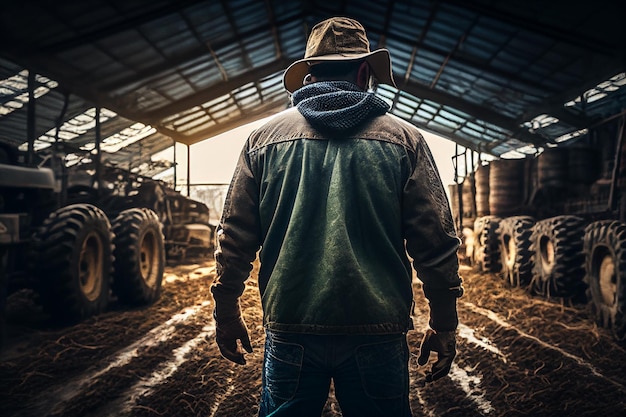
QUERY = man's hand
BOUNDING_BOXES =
[417,329,456,382]
[215,315,253,365]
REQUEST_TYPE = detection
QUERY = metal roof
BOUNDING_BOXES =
[0,0,625,178]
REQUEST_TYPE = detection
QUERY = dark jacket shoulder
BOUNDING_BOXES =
[248,107,424,154]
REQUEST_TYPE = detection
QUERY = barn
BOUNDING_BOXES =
[1,1,625,416]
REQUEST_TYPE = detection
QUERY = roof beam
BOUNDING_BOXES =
[99,13,306,94]
[397,78,542,146]
[68,116,138,147]
[143,58,291,122]
[521,66,624,126]
[33,0,207,54]
[443,0,623,56]
[175,100,288,146]
[264,0,283,59]
[314,2,552,97]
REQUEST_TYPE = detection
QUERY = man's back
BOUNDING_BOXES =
[249,107,419,333]
[210,17,461,417]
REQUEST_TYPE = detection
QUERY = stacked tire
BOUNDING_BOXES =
[497,216,535,288]
[489,159,524,217]
[475,164,490,217]
[472,216,502,273]
[530,215,586,300]
[584,220,626,342]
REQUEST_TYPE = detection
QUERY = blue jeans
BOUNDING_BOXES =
[258,330,412,417]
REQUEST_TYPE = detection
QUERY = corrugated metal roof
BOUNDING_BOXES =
[0,0,624,178]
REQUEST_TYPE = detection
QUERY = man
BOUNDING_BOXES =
[210,16,463,417]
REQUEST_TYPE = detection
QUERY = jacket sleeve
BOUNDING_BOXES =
[210,140,261,320]
[402,136,462,332]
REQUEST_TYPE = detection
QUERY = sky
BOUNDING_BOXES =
[178,116,459,192]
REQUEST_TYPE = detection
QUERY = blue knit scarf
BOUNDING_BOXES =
[291,81,390,133]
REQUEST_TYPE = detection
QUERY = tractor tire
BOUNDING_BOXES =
[34,204,114,323]
[111,208,165,306]
[530,215,586,299]
[584,220,626,342]
[497,216,535,287]
[472,216,502,273]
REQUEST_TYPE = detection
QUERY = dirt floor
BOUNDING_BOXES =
[1,259,625,417]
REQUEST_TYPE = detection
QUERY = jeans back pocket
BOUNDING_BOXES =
[355,337,408,400]
[264,335,304,401]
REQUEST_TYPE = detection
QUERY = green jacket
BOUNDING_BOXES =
[211,106,461,334]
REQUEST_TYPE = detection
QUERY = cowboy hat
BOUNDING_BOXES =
[283,17,396,93]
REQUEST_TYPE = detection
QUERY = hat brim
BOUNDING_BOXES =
[283,48,396,93]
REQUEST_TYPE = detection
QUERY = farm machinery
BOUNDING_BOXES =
[451,114,626,343]
[0,138,214,344]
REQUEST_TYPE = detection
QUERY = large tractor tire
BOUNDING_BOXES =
[584,220,626,342]
[497,216,535,287]
[111,208,165,306]
[530,215,586,300]
[34,204,114,323]
[472,216,502,273]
